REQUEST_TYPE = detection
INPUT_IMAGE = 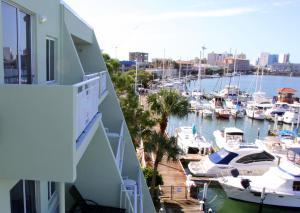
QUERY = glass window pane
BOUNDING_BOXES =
[50,40,54,81]
[2,2,18,84]
[46,39,55,81]
[19,11,32,84]
[10,180,24,213]
[25,180,36,213]
[46,40,49,81]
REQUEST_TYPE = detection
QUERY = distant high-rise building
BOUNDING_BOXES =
[129,52,149,63]
[207,52,232,66]
[279,53,290,63]
[259,52,278,66]
[268,54,279,65]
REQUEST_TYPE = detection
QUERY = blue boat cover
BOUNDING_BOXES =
[209,148,239,165]
[277,129,296,136]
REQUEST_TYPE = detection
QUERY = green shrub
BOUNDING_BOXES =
[143,167,163,187]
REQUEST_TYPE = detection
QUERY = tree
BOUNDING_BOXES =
[143,167,163,187]
[103,52,119,75]
[126,69,153,89]
[147,88,189,134]
[144,132,180,197]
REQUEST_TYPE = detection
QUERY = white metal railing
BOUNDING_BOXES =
[115,121,125,171]
[120,182,134,213]
[84,72,100,81]
[99,71,107,96]
[138,169,144,213]
[74,76,100,140]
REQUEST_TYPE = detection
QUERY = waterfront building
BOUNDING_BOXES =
[270,63,300,72]
[0,1,155,213]
[176,60,194,75]
[279,53,290,63]
[224,57,250,73]
[259,52,279,67]
[207,52,232,66]
[145,68,177,79]
[129,52,149,63]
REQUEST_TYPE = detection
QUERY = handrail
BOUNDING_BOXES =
[116,121,125,171]
[73,75,100,88]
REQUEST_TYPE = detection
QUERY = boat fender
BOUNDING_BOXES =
[231,168,239,177]
[241,179,251,189]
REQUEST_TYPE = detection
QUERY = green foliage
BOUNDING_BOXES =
[126,69,153,88]
[147,88,189,133]
[144,132,181,196]
[103,53,155,146]
[103,52,120,75]
[143,167,163,187]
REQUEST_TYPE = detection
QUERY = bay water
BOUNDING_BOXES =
[166,75,300,212]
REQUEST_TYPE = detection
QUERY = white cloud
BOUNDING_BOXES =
[272,0,294,7]
[124,7,257,23]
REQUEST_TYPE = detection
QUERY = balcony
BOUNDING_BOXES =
[0,72,108,182]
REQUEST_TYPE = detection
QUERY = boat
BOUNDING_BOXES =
[246,105,265,120]
[264,102,289,120]
[202,108,213,118]
[283,103,300,124]
[213,127,247,150]
[210,96,224,110]
[175,126,212,155]
[231,105,245,118]
[215,108,230,119]
[188,147,277,177]
[218,148,300,208]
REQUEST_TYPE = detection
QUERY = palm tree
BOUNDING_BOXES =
[144,132,180,197]
[147,88,189,134]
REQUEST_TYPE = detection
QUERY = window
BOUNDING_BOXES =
[48,181,56,200]
[236,151,275,164]
[46,38,55,81]
[293,181,300,191]
[208,148,239,165]
[2,2,32,84]
[10,180,36,213]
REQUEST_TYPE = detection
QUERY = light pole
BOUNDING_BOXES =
[135,52,138,94]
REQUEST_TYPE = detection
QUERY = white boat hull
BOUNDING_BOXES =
[221,183,300,208]
[246,109,265,120]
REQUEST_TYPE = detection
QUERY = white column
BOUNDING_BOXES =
[58,182,65,213]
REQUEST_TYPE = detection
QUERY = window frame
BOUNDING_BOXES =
[46,37,56,83]
[47,181,56,201]
[2,0,35,84]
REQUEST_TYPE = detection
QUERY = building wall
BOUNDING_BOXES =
[129,52,149,63]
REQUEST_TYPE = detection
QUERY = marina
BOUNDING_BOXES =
[162,75,300,212]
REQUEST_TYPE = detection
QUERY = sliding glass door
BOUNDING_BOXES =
[2,1,32,84]
[10,180,36,213]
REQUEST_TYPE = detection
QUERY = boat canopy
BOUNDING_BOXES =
[277,129,297,137]
[209,148,238,165]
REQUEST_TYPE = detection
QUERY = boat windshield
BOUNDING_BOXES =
[209,148,238,165]
[287,148,300,166]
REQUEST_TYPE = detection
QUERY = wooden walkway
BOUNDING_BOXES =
[158,157,204,213]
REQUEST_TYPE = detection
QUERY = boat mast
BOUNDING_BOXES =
[198,51,201,93]
[255,67,260,92]
[162,48,165,81]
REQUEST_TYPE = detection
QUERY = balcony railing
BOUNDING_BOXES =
[74,76,100,140]
[115,120,125,171]
[99,71,107,96]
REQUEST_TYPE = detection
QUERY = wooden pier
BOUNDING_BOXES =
[158,156,209,212]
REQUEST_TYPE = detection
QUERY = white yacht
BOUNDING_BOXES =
[283,103,300,124]
[202,108,213,118]
[175,126,211,155]
[246,105,266,120]
[265,102,289,120]
[213,127,246,150]
[188,147,277,177]
[218,148,300,208]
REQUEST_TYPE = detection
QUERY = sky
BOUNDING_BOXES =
[63,0,300,64]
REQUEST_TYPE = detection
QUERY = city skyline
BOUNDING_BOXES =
[64,0,300,63]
